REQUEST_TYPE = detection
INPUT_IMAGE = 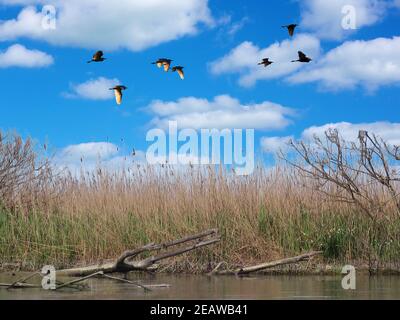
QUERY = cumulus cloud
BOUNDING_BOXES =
[209,34,321,87]
[226,17,249,37]
[147,95,296,130]
[54,141,146,174]
[54,141,208,175]
[64,77,120,100]
[302,122,400,145]
[0,0,214,51]
[215,15,249,41]
[0,43,53,68]
[60,142,119,160]
[288,36,400,91]
[300,0,387,40]
[260,136,293,154]
[262,121,400,154]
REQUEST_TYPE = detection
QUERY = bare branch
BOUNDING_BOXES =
[283,129,400,219]
[57,229,220,277]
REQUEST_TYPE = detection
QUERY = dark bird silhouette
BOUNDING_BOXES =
[172,66,185,80]
[88,51,107,63]
[282,24,298,37]
[291,51,312,63]
[152,58,173,72]
[152,58,164,68]
[258,58,274,67]
[109,85,127,105]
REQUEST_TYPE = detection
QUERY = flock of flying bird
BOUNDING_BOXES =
[86,23,310,105]
[87,52,185,105]
[258,24,312,67]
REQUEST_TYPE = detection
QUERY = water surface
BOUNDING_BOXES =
[1,273,399,300]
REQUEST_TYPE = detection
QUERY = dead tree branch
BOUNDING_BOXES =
[281,129,400,219]
[57,229,220,277]
[217,252,322,275]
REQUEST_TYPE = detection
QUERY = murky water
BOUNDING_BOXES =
[1,273,399,300]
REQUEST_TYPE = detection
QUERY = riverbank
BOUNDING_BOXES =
[1,166,399,274]
[2,262,400,276]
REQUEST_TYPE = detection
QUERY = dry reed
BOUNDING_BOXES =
[0,132,399,273]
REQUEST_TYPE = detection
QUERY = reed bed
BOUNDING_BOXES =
[1,132,399,273]
[1,163,399,273]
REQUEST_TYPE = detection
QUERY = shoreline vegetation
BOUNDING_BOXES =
[0,130,399,275]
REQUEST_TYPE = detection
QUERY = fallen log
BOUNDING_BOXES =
[218,251,322,275]
[56,271,104,290]
[58,229,220,277]
[7,271,40,289]
[102,273,151,291]
[0,283,41,289]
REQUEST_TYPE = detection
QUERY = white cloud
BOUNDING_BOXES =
[215,15,249,40]
[209,34,321,87]
[0,0,214,51]
[226,17,249,37]
[0,43,53,68]
[261,136,293,153]
[147,95,296,130]
[288,36,400,91]
[64,77,120,100]
[54,141,146,174]
[262,122,400,154]
[54,141,209,175]
[302,122,400,145]
[300,0,387,40]
[60,142,119,160]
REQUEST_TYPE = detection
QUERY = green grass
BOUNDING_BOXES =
[1,204,399,272]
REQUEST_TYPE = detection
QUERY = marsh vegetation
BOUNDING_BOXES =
[0,130,399,274]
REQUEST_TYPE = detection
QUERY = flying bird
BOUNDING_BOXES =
[282,24,298,37]
[152,58,173,72]
[258,58,274,67]
[109,85,127,105]
[152,58,165,68]
[88,51,107,63]
[162,59,173,72]
[172,66,185,80]
[291,51,312,63]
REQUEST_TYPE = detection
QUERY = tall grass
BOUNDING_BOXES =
[0,132,399,273]
[1,164,399,273]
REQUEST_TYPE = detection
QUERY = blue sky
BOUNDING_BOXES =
[0,0,399,169]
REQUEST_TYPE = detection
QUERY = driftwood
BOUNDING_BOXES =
[0,282,41,289]
[218,251,322,275]
[7,271,40,289]
[102,273,151,291]
[58,229,220,277]
[207,261,227,276]
[2,270,88,291]
[0,271,172,291]
[1,230,220,292]
[55,271,104,290]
